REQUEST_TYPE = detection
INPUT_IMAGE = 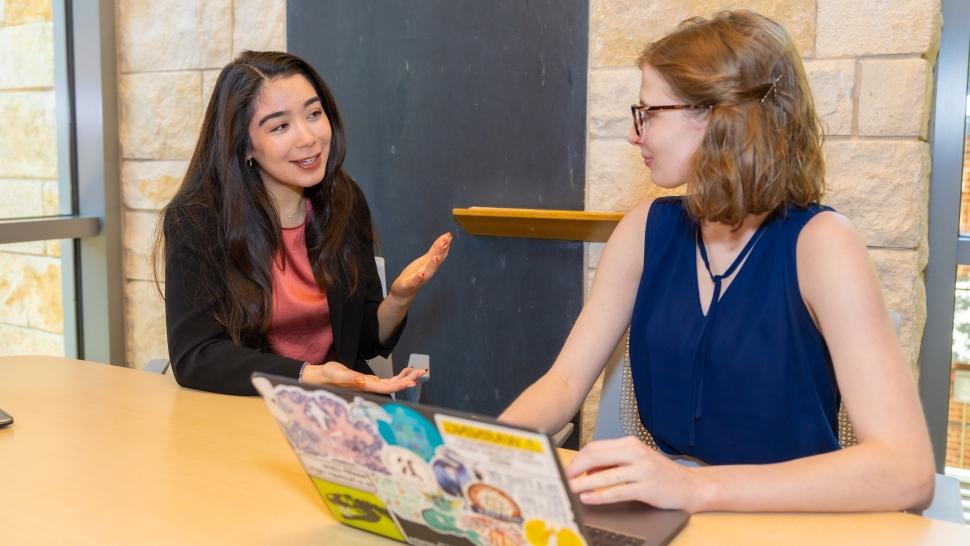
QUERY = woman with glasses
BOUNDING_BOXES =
[501,11,934,512]
[156,51,450,396]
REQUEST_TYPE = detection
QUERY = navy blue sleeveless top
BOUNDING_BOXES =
[629,197,840,465]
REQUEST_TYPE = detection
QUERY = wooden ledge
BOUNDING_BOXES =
[452,207,624,242]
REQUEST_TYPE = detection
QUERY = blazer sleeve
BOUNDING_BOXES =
[164,223,303,396]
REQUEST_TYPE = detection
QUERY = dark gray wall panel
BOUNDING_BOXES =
[288,1,588,421]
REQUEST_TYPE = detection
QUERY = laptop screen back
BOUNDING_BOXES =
[253,373,590,546]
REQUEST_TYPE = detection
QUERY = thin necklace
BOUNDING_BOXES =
[283,197,305,220]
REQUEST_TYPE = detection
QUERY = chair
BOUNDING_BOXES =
[144,358,171,375]
[590,313,965,523]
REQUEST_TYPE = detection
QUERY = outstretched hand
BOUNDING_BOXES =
[304,361,427,394]
[388,232,452,301]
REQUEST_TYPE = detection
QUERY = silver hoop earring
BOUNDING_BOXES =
[246,158,255,169]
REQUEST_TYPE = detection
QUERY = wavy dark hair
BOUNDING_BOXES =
[153,50,374,345]
[638,10,825,227]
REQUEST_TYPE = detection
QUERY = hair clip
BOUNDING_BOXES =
[760,74,783,104]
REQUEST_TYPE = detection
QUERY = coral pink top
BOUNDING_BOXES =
[265,220,334,363]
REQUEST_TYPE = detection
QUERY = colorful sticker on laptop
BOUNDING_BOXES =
[312,478,405,541]
[432,447,475,497]
[524,519,585,546]
[460,513,527,546]
[271,385,388,473]
[467,483,522,523]
[436,415,578,528]
[300,452,376,492]
[378,403,444,461]
[375,473,435,522]
[382,445,440,492]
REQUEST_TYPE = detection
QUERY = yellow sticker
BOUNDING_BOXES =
[556,528,584,546]
[524,518,553,545]
[439,420,545,453]
[312,478,406,541]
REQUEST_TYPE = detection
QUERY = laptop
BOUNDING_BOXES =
[252,373,689,546]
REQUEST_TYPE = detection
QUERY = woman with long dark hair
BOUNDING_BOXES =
[156,51,450,396]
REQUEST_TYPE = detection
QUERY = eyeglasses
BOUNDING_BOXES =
[630,104,714,136]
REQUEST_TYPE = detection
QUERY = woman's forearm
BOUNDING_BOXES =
[376,292,412,345]
[499,369,586,434]
[692,440,935,513]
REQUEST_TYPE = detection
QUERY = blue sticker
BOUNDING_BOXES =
[378,403,444,461]
[432,448,473,497]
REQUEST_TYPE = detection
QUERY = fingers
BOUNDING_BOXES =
[389,234,452,298]
[568,464,633,495]
[361,368,426,395]
[418,233,451,280]
[564,437,644,478]
[429,232,452,257]
[395,367,427,382]
[577,482,643,505]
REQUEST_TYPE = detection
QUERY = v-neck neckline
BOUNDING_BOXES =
[692,219,771,318]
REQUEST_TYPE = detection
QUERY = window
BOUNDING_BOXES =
[922,0,970,522]
[0,1,122,363]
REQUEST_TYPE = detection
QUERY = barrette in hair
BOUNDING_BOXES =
[760,74,783,104]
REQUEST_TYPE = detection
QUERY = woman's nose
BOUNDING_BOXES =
[627,124,642,146]
[295,121,315,148]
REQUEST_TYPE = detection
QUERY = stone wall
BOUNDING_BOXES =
[581,0,941,443]
[0,0,64,356]
[118,0,285,369]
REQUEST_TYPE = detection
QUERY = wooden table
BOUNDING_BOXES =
[1,356,968,545]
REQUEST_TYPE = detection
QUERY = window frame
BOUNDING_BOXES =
[0,0,125,364]
[920,0,970,472]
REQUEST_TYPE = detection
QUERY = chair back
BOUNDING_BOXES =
[368,256,394,380]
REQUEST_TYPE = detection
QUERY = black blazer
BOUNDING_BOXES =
[163,219,404,396]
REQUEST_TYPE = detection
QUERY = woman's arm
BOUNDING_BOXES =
[375,232,452,344]
[567,212,935,513]
[499,202,651,433]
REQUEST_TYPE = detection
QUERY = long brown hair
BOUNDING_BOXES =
[638,10,825,226]
[154,51,374,345]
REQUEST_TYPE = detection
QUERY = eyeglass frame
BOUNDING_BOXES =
[630,103,714,136]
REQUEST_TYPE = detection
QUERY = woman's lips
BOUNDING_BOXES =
[643,156,654,167]
[292,153,321,170]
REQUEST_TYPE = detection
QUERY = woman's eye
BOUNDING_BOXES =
[271,122,288,133]
[308,110,323,121]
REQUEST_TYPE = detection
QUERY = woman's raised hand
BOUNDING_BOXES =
[388,232,452,301]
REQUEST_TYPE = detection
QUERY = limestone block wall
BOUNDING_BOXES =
[0,0,64,356]
[581,0,941,443]
[118,0,285,369]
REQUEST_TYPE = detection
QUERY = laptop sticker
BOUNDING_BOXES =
[467,483,522,523]
[382,445,440,492]
[312,478,407,541]
[435,415,585,543]
[432,447,474,497]
[460,513,528,546]
[523,519,584,546]
[262,384,390,479]
[378,403,444,461]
